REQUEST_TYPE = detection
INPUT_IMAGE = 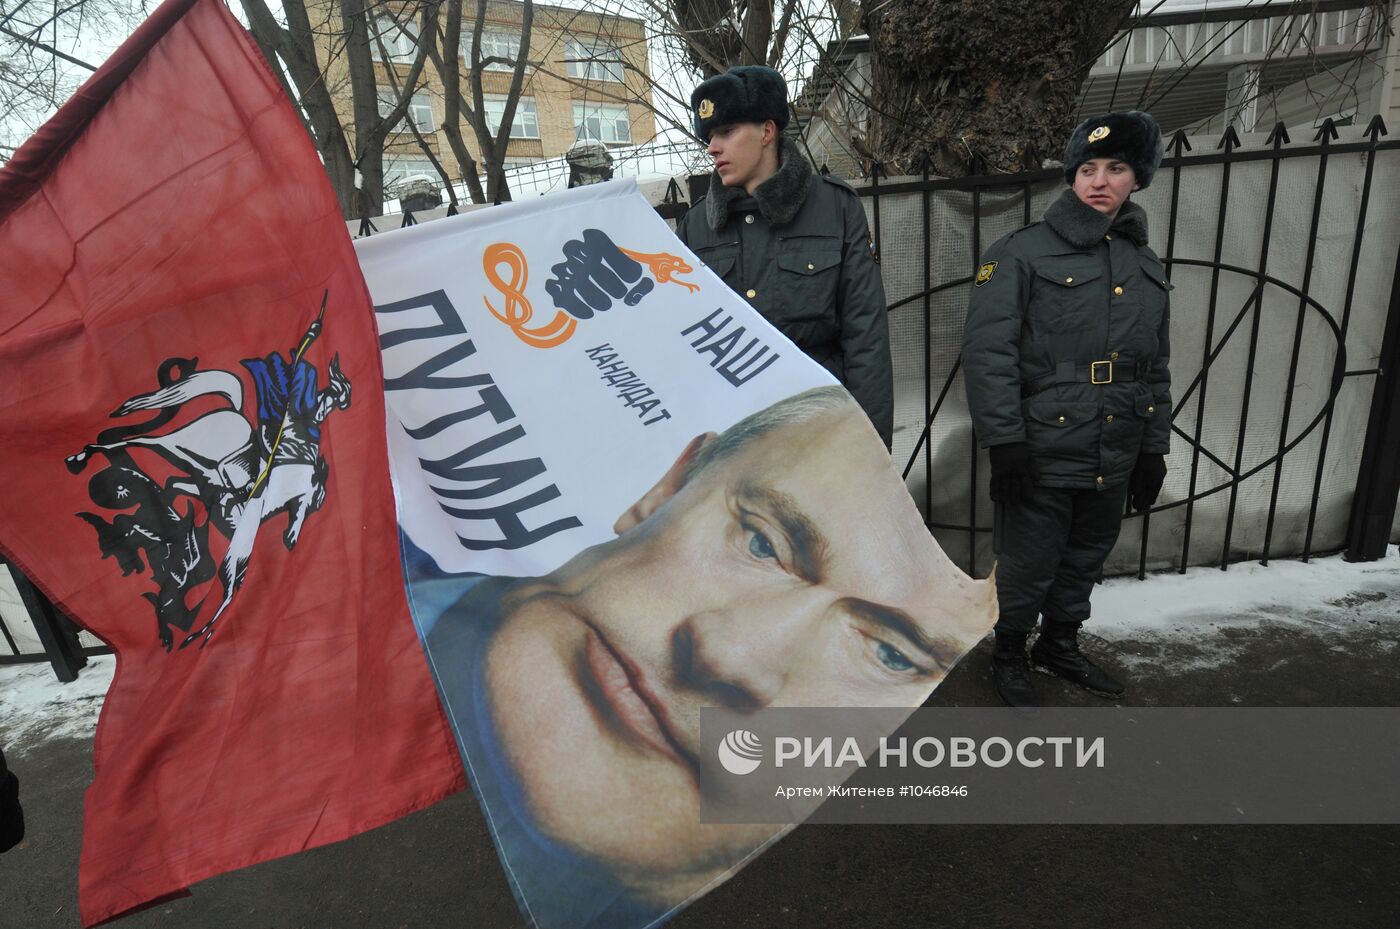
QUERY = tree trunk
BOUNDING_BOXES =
[865,0,1137,177]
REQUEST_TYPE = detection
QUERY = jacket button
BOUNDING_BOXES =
[1105,414,1114,423]
[1114,285,1124,296]
[744,214,755,224]
[1096,476,1105,485]
[1057,415,1066,424]
[1105,234,1112,241]
[1147,405,1155,413]
[807,263,815,270]
[746,288,757,298]
[1110,351,1119,360]
[1065,276,1074,284]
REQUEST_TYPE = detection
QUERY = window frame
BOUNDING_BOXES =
[483,94,540,140]
[466,30,526,72]
[566,38,625,82]
[377,88,436,133]
[370,15,418,63]
[572,101,632,146]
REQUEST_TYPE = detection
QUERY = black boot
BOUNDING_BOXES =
[991,631,1038,712]
[1030,621,1125,698]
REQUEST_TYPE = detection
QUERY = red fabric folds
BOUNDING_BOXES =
[0,1,465,923]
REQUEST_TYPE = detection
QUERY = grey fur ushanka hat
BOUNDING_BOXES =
[1062,110,1164,189]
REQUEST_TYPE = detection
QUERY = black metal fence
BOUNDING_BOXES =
[846,117,1400,579]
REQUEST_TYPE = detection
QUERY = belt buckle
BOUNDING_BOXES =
[1091,360,1113,385]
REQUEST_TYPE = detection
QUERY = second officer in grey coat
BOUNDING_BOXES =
[676,66,894,448]
[962,111,1172,710]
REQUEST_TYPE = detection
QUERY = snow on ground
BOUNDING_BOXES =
[1,548,1397,751]
[1,655,114,754]
[1094,545,1400,635]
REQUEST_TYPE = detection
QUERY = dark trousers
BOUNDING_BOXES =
[993,482,1130,635]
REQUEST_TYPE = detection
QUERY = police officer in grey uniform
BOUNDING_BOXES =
[676,66,894,448]
[962,111,1171,709]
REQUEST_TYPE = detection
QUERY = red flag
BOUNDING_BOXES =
[0,0,464,923]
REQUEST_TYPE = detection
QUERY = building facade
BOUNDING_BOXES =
[311,0,657,196]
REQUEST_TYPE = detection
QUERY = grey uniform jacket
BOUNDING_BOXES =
[962,188,1172,490]
[676,141,895,448]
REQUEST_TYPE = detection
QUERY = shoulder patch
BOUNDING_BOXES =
[975,261,997,287]
[868,232,880,264]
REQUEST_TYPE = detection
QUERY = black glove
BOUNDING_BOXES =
[988,442,1037,504]
[1127,453,1167,513]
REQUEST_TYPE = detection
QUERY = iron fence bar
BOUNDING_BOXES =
[968,186,982,576]
[1144,131,1190,577]
[0,612,18,656]
[5,564,84,683]
[925,520,993,533]
[921,157,933,522]
[1303,118,1387,560]
[1169,280,1267,412]
[1172,425,1241,478]
[902,357,963,481]
[1345,368,1382,377]
[1264,122,1338,564]
[1180,128,1241,573]
[1344,232,1400,561]
[886,275,978,313]
[1220,125,1288,569]
[847,138,1400,200]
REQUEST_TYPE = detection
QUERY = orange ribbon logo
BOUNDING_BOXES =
[483,242,578,349]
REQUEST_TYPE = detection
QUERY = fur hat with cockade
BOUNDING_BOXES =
[690,66,789,142]
[1062,111,1164,190]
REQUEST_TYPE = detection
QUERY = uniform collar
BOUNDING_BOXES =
[704,137,814,233]
[1043,187,1149,248]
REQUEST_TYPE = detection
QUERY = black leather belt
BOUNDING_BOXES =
[1022,358,1146,397]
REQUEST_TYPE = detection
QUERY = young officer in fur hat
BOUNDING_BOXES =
[676,65,894,448]
[961,110,1172,710]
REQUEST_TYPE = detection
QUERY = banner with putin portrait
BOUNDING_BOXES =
[356,181,997,929]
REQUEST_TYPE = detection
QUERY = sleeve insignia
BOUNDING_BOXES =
[975,260,997,287]
[868,233,880,264]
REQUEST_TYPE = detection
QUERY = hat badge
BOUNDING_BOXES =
[1088,125,1110,143]
[698,98,715,119]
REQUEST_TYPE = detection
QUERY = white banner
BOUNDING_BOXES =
[355,181,996,929]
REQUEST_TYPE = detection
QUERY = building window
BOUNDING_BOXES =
[466,30,525,71]
[378,89,435,133]
[371,16,418,62]
[566,38,624,82]
[484,95,540,139]
[573,102,631,145]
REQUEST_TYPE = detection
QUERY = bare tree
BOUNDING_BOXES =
[240,0,436,218]
[423,0,534,204]
[0,0,149,154]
